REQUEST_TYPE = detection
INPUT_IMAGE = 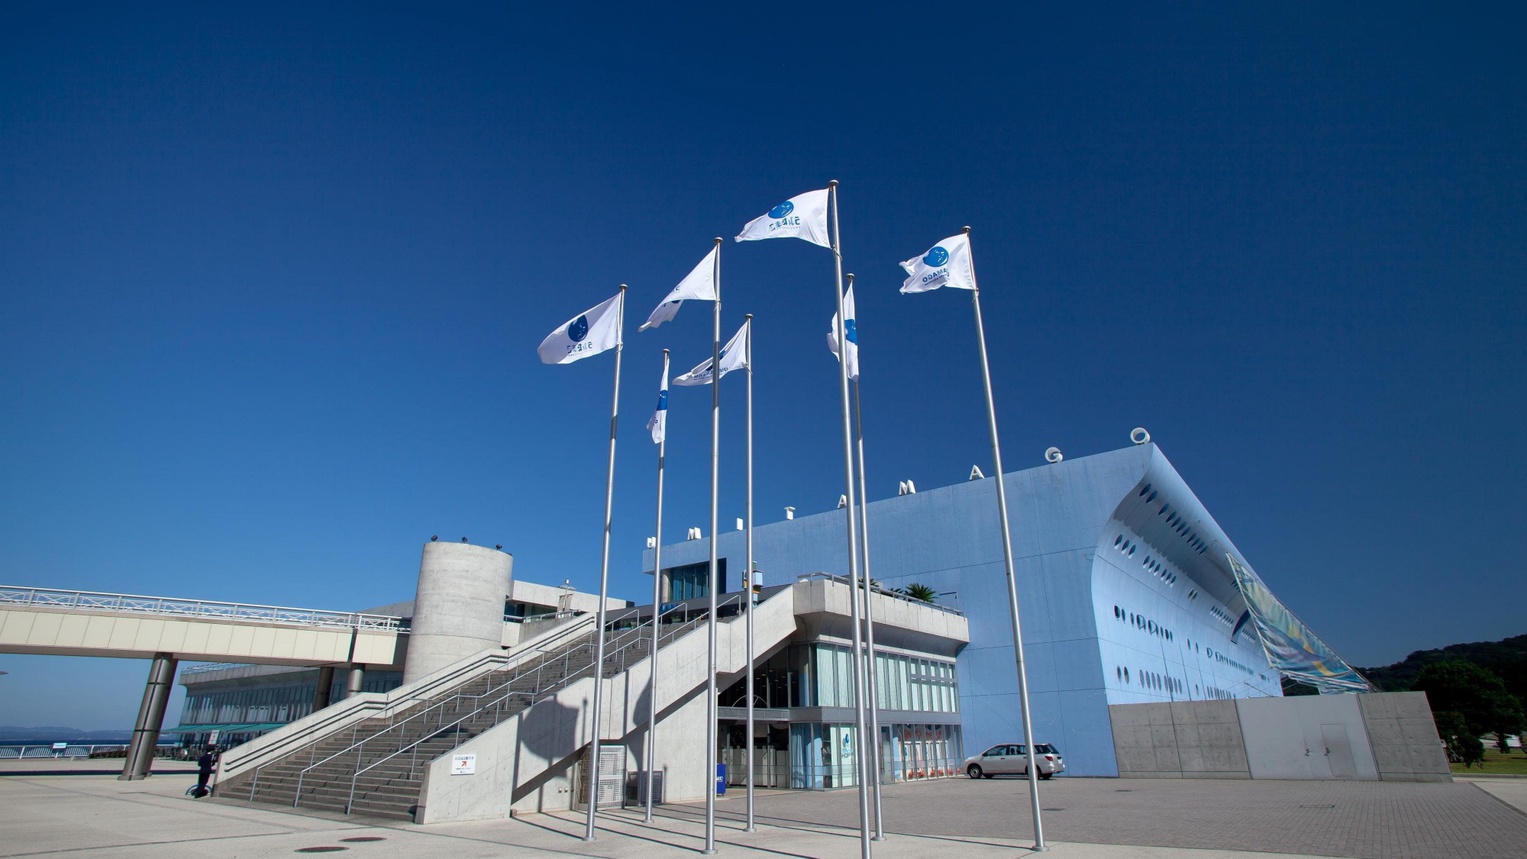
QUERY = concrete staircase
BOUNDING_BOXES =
[219,616,703,820]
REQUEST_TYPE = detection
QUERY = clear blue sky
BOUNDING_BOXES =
[1,3,1522,730]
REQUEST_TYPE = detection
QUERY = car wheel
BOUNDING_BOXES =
[967,764,983,779]
[1039,771,1053,780]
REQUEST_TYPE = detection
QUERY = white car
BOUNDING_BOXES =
[963,743,1065,779]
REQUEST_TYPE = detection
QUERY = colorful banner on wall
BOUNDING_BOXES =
[1226,554,1371,693]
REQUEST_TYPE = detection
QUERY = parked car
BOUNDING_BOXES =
[963,743,1065,779]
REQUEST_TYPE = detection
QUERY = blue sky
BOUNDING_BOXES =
[1,3,1522,729]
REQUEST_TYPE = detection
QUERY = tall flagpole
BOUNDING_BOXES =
[583,284,625,843]
[846,273,884,841]
[965,227,1046,852]
[828,181,874,859]
[645,348,670,824]
[703,237,722,856]
[744,313,757,833]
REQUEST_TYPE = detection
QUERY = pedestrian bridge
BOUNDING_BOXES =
[0,585,406,668]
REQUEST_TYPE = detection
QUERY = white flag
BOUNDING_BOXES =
[537,291,623,365]
[827,283,859,380]
[646,361,669,444]
[640,245,718,332]
[674,319,750,386]
[735,188,831,248]
[899,233,977,294]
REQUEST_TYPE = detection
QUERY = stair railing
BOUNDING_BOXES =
[285,615,595,805]
[333,611,691,812]
[297,590,758,813]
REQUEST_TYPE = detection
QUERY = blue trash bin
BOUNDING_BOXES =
[716,763,727,795]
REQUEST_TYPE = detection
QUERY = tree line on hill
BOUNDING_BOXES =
[1358,634,1527,766]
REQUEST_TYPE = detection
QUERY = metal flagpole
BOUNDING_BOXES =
[645,348,670,824]
[828,181,874,859]
[845,279,884,841]
[744,314,757,832]
[703,238,722,855]
[964,227,1047,852]
[583,284,626,843]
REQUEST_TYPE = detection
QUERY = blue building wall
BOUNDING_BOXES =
[647,443,1283,777]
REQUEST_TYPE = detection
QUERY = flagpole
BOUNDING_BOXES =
[583,284,625,843]
[743,313,758,832]
[844,274,884,841]
[829,181,874,859]
[645,348,669,824]
[704,237,722,856]
[964,227,1046,852]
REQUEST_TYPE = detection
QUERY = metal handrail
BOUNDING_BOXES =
[284,616,597,802]
[336,613,710,811]
[795,571,966,616]
[0,585,404,631]
[283,589,756,813]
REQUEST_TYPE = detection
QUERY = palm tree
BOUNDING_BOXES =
[900,583,938,604]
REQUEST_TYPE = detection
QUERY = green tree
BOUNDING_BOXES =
[899,583,938,604]
[1412,660,1526,742]
[1434,710,1484,767]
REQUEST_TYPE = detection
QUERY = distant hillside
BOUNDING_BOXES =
[1359,634,1527,704]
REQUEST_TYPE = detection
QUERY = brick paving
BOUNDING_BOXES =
[690,777,1527,859]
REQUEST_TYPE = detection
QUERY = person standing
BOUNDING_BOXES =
[194,745,218,797]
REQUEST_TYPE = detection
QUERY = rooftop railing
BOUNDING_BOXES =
[795,571,966,617]
[0,585,405,632]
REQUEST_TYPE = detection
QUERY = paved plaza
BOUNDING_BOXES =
[1,761,1524,859]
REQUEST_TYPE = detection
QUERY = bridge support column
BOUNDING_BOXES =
[119,652,178,781]
[312,666,335,711]
[345,664,365,698]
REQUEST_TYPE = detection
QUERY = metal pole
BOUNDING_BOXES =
[742,312,760,830]
[704,238,722,855]
[583,284,626,843]
[646,349,669,824]
[850,341,885,840]
[744,313,757,832]
[829,181,874,859]
[965,228,1046,851]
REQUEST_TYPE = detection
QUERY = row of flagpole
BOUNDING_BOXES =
[535,184,1047,854]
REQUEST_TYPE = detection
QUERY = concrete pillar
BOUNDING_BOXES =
[345,664,366,698]
[311,666,335,711]
[402,541,514,684]
[119,653,178,781]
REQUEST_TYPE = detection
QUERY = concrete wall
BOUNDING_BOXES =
[1109,692,1449,782]
[404,542,513,684]
[1111,700,1250,778]
[1357,691,1452,781]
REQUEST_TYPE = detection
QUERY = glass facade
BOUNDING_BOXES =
[719,642,962,790]
[664,560,725,602]
[178,669,403,736]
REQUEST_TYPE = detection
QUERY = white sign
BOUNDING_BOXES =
[450,754,477,775]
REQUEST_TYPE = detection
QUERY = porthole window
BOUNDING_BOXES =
[1147,490,1158,503]
[1114,535,1122,547]
[1139,483,1152,497]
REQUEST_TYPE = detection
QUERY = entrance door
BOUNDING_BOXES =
[1320,724,1357,779]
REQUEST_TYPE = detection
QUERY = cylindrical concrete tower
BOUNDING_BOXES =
[402,541,514,684]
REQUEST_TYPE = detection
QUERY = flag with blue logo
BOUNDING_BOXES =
[734,188,831,248]
[899,233,976,293]
[640,245,718,332]
[827,283,859,380]
[674,318,750,386]
[537,291,623,365]
[646,360,669,444]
